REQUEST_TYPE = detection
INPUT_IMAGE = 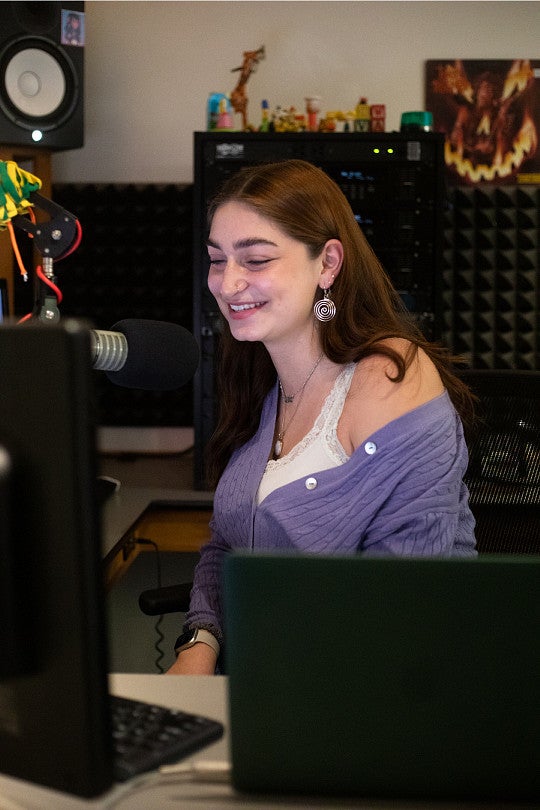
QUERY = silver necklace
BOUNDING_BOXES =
[274,353,324,458]
[278,352,324,403]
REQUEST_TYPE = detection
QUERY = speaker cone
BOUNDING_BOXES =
[0,35,78,129]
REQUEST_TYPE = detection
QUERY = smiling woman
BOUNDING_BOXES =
[206,201,341,349]
[167,159,478,676]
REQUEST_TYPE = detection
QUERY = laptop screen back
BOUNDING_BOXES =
[224,554,540,802]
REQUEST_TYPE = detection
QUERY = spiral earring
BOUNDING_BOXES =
[313,287,336,322]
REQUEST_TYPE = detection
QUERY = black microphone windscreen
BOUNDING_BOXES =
[105,319,199,390]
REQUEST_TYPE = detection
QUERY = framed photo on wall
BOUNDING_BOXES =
[425,59,540,185]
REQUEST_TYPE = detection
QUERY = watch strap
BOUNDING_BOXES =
[175,627,220,658]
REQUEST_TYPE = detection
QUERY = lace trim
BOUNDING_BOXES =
[266,363,355,470]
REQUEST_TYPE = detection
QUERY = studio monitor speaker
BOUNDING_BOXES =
[0,1,84,151]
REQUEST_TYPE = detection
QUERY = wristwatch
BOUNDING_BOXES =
[174,628,220,658]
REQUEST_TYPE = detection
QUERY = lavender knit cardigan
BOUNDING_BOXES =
[185,384,477,641]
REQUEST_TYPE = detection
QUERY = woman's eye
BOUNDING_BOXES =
[207,256,272,270]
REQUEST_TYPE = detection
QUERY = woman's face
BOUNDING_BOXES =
[207,201,332,350]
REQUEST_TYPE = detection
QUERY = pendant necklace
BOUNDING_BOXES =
[274,352,324,458]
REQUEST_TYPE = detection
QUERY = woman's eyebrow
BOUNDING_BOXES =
[206,237,278,250]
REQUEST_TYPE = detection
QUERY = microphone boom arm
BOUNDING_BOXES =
[11,191,80,322]
[11,191,79,259]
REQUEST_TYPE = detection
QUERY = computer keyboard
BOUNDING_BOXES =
[111,695,224,782]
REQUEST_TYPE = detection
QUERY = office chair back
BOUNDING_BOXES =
[459,369,540,555]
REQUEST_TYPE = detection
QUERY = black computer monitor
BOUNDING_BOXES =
[0,319,115,797]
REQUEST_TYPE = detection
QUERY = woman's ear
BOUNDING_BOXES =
[320,239,343,287]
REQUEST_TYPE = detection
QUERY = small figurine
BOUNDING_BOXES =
[305,96,322,131]
[207,92,228,130]
[354,97,371,132]
[271,106,306,132]
[215,96,235,131]
[320,110,356,132]
[230,46,265,130]
[259,99,270,132]
[318,116,336,132]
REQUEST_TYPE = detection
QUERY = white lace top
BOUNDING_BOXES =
[256,363,356,504]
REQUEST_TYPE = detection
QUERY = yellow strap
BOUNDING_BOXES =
[0,160,42,230]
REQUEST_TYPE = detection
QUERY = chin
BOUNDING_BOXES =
[228,324,263,343]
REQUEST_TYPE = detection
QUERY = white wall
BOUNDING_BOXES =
[52,0,540,184]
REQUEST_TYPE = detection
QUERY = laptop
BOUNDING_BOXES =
[224,553,540,802]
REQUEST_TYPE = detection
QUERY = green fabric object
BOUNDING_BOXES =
[0,160,42,230]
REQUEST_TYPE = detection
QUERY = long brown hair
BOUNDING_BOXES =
[205,159,474,487]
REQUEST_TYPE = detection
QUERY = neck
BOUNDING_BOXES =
[279,351,324,403]
[279,353,320,382]
[267,337,324,395]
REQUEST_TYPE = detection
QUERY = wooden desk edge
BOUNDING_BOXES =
[103,491,214,589]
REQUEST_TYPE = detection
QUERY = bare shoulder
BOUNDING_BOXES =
[339,339,445,453]
[353,339,443,399]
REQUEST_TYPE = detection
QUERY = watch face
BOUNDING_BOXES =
[174,629,195,651]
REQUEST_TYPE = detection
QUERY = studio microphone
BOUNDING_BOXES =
[90,319,199,390]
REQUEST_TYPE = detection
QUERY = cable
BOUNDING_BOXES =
[57,217,83,260]
[103,761,232,809]
[6,219,30,279]
[137,538,165,673]
[10,210,82,321]
[159,760,231,780]
[36,264,63,303]
[17,265,64,324]
[153,614,166,674]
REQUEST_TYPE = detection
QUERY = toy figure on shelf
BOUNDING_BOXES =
[354,97,371,132]
[270,106,306,132]
[230,46,265,130]
[305,95,322,131]
[259,99,270,132]
[321,110,356,132]
[215,96,235,131]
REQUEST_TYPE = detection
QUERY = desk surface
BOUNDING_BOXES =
[101,485,213,557]
[0,675,534,810]
[101,484,213,589]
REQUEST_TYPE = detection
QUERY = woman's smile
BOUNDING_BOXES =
[229,301,265,314]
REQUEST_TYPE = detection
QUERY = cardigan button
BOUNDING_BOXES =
[305,477,318,490]
[364,441,377,455]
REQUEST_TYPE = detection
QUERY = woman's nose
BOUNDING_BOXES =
[221,261,248,296]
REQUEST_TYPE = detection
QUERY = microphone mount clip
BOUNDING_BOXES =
[11,191,78,260]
